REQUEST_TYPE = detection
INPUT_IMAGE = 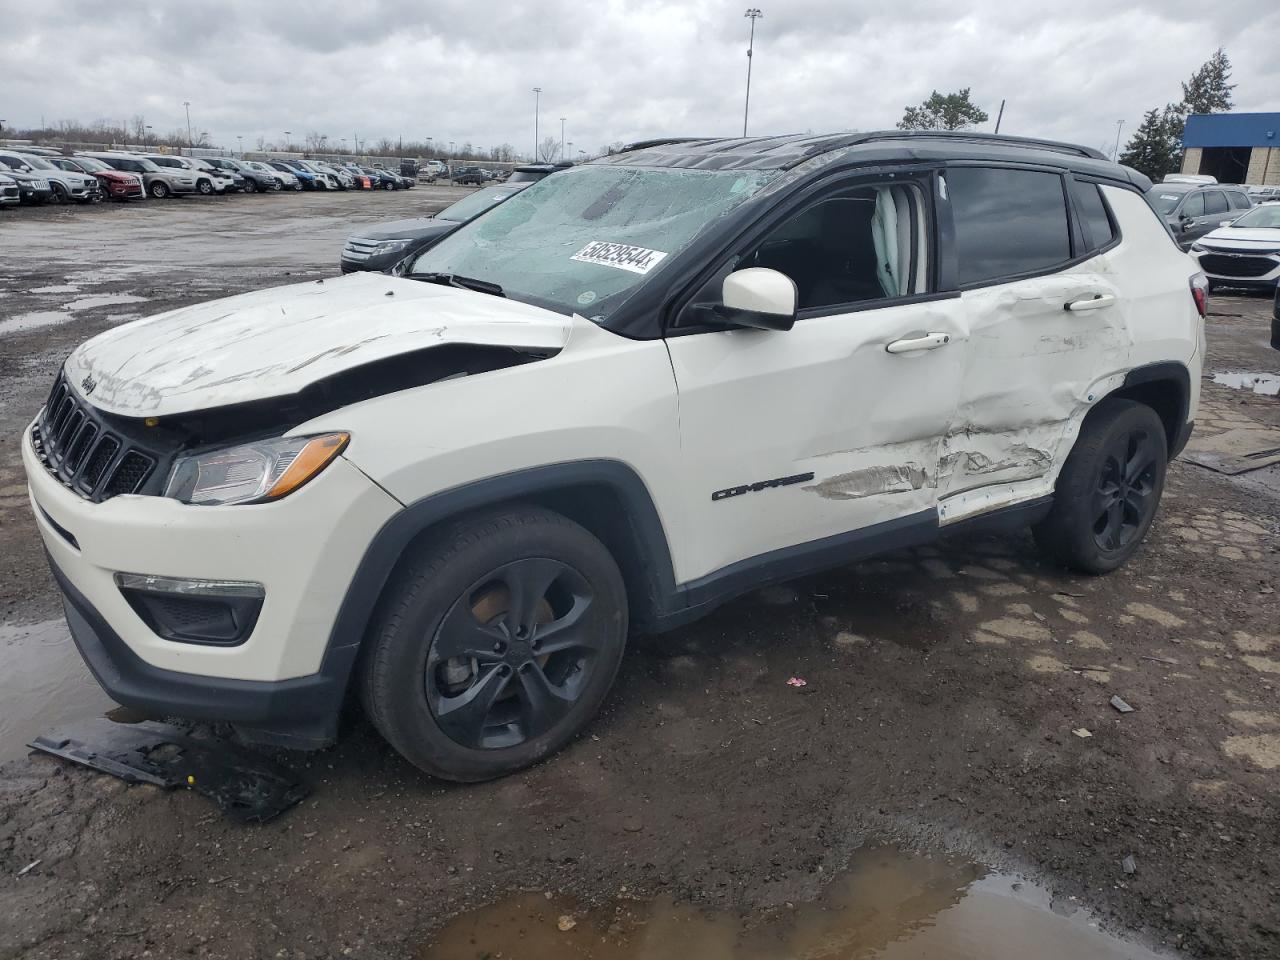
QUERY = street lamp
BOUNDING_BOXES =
[742,8,762,137]
[560,117,566,162]
[532,87,542,161]
[145,124,153,145]
[284,130,292,152]
[183,100,193,150]
[236,135,243,157]
[1112,120,1126,161]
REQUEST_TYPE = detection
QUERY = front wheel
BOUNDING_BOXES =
[149,180,170,199]
[1033,400,1168,574]
[243,178,258,193]
[358,507,628,781]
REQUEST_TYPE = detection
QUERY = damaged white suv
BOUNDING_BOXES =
[25,133,1205,781]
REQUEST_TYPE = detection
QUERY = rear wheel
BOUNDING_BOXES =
[1033,400,1167,574]
[359,507,628,782]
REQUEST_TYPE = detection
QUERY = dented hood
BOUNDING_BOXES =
[63,272,572,417]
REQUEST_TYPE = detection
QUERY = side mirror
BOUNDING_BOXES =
[720,268,798,331]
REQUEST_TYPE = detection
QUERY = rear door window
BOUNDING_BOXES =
[1181,193,1205,218]
[1203,191,1229,216]
[1227,191,1251,210]
[1070,179,1116,252]
[947,167,1071,286]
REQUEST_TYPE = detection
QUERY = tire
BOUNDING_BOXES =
[196,179,214,196]
[149,180,170,199]
[358,506,628,782]
[1032,400,1168,574]
[50,183,68,204]
[243,178,258,194]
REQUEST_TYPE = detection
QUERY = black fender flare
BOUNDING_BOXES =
[316,459,679,699]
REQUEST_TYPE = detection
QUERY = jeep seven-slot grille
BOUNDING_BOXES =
[33,374,158,502]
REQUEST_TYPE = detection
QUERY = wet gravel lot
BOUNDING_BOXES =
[1,192,1278,959]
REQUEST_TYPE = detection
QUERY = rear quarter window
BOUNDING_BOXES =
[1070,179,1117,252]
[947,167,1071,286]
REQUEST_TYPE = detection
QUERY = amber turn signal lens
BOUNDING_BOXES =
[263,433,350,500]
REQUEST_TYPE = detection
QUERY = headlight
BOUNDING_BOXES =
[164,433,349,506]
[373,238,415,256]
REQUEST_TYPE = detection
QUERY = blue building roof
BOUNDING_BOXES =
[1183,112,1280,149]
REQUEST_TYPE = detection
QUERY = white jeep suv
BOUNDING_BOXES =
[24,133,1205,781]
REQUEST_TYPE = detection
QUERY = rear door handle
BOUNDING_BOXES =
[1065,294,1116,312]
[886,332,951,354]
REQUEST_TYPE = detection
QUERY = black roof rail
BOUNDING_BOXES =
[612,137,710,154]
[865,130,1108,160]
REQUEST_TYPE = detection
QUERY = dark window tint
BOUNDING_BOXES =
[1181,192,1205,218]
[1072,180,1116,251]
[1227,191,1251,210]
[1203,191,1229,216]
[949,167,1070,285]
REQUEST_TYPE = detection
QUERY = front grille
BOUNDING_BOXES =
[342,238,378,262]
[34,374,159,502]
[1199,254,1279,278]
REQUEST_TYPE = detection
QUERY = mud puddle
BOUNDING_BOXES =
[421,846,1167,959]
[0,292,150,336]
[1212,371,1280,396]
[0,619,114,763]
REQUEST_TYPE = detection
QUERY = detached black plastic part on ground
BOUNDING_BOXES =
[29,718,309,823]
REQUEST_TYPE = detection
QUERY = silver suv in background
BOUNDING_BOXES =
[244,160,299,190]
[0,151,97,203]
[81,152,198,199]
[142,154,223,196]
[1146,181,1254,249]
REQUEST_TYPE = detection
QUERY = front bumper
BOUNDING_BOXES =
[1190,247,1280,288]
[23,422,402,745]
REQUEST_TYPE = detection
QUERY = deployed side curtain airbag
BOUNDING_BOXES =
[873,186,915,297]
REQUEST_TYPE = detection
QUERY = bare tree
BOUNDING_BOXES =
[538,136,561,162]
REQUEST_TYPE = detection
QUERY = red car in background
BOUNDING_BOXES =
[52,156,145,201]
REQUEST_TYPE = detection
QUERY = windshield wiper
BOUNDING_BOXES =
[411,272,505,298]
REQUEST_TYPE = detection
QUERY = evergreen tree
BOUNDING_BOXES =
[897,89,989,131]
[1181,48,1235,115]
[1118,108,1181,182]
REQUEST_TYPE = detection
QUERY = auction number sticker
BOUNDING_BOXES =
[571,240,668,275]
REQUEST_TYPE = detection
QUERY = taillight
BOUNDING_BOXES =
[1190,274,1208,318]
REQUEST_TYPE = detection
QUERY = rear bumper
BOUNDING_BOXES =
[48,556,349,749]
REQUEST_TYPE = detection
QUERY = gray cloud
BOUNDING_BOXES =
[3,0,1278,159]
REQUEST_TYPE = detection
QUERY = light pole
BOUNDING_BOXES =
[236,135,243,157]
[145,124,153,145]
[284,131,292,152]
[341,137,347,153]
[183,100,193,150]
[560,117,566,161]
[567,141,573,162]
[532,87,542,161]
[742,8,762,137]
[1112,119,1125,161]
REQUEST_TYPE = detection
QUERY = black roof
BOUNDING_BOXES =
[596,131,1144,186]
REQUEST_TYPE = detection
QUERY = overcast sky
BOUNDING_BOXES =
[4,0,1279,159]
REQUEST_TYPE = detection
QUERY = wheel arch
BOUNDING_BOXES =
[319,460,679,700]
[1099,361,1192,457]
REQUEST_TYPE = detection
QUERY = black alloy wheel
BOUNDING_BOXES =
[426,558,601,750]
[1090,430,1160,553]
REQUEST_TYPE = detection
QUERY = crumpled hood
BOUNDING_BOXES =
[1198,227,1280,248]
[63,271,572,417]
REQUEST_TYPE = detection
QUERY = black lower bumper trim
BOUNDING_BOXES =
[48,555,349,750]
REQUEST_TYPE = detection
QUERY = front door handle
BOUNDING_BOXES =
[886,332,951,354]
[1065,294,1116,312]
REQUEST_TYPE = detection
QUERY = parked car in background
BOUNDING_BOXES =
[199,157,264,192]
[51,156,145,201]
[267,160,315,189]
[1190,202,1280,292]
[0,156,54,203]
[452,165,485,185]
[217,158,281,192]
[0,151,98,203]
[339,164,373,189]
[292,160,341,190]
[1146,181,1253,249]
[340,179,536,273]
[246,160,299,190]
[141,154,221,196]
[86,152,197,199]
[1246,185,1280,203]
[0,173,20,207]
[362,166,398,190]
[193,158,245,193]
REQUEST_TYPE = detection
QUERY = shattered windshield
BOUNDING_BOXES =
[408,164,777,320]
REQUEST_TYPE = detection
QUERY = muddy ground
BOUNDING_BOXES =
[1,192,1278,960]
